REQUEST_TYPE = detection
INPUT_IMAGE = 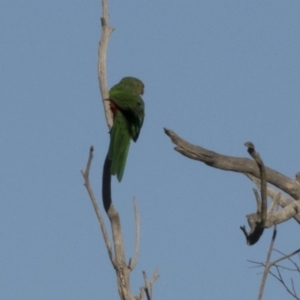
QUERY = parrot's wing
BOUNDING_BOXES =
[109,83,145,141]
[109,84,143,110]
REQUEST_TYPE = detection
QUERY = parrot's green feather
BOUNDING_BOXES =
[108,77,145,181]
[108,113,131,181]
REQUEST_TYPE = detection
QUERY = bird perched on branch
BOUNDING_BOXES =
[107,77,145,181]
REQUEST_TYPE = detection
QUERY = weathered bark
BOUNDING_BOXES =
[247,175,300,225]
[164,129,300,200]
[98,0,114,129]
[240,142,267,245]
[102,154,134,299]
[164,128,300,236]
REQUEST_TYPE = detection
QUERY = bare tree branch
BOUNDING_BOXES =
[165,128,300,235]
[164,129,300,200]
[98,0,114,129]
[258,225,277,300]
[100,127,137,297]
[142,271,151,300]
[82,1,159,298]
[128,197,140,271]
[253,189,261,215]
[80,146,115,265]
[268,266,300,300]
[291,279,299,299]
[137,269,159,300]
[270,249,300,269]
[147,269,160,299]
[247,175,300,225]
[249,241,300,300]
[98,1,158,298]
[240,142,267,245]
[97,1,135,298]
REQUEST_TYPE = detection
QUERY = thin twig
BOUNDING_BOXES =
[148,268,160,299]
[270,248,300,268]
[268,267,300,299]
[129,197,140,270]
[80,146,115,265]
[143,271,151,300]
[291,279,298,299]
[250,242,300,299]
[257,225,277,300]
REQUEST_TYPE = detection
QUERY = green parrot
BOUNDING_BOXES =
[107,77,145,181]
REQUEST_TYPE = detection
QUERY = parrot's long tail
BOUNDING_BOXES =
[108,115,130,182]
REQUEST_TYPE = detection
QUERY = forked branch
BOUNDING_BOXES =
[247,174,300,225]
[80,146,114,265]
[164,129,300,200]
[81,1,157,299]
[240,142,267,245]
[249,234,300,300]
[164,128,300,233]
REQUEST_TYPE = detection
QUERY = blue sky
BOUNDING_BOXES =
[1,1,300,299]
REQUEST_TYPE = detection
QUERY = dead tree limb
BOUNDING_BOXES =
[164,128,300,243]
[258,224,277,300]
[249,244,300,300]
[247,175,300,225]
[97,2,134,298]
[268,248,300,299]
[164,128,300,200]
[98,0,114,129]
[81,147,132,298]
[81,1,158,299]
[81,146,147,300]
[81,146,114,265]
[102,155,132,299]
[240,142,267,245]
[136,269,160,300]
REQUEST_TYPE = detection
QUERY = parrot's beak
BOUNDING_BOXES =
[141,88,144,95]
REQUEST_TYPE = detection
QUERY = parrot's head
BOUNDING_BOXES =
[120,77,144,95]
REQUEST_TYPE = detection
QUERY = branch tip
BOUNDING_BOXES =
[245,141,255,154]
